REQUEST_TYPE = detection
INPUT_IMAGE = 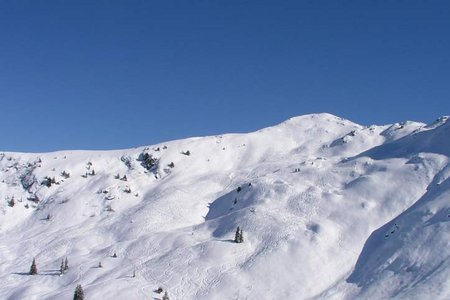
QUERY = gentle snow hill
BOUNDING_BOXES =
[0,113,449,300]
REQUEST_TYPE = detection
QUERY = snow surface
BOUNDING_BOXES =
[0,113,449,299]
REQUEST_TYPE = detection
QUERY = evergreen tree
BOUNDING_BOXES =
[29,258,37,275]
[239,229,244,243]
[73,284,84,300]
[112,251,117,258]
[60,259,65,274]
[64,257,69,271]
[162,291,170,300]
[98,261,102,268]
[234,226,241,243]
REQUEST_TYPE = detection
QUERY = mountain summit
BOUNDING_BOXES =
[1,114,449,299]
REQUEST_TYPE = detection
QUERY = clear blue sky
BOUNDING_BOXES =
[1,1,449,152]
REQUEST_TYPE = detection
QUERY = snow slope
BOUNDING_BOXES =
[0,113,449,299]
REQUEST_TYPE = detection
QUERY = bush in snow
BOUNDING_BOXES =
[41,176,56,187]
[28,194,40,203]
[121,155,133,169]
[7,196,15,207]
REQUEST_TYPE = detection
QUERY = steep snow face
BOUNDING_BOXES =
[343,154,450,300]
[0,113,449,300]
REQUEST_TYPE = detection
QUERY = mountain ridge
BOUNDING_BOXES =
[0,113,449,299]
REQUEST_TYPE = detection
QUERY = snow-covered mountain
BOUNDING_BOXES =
[1,113,449,300]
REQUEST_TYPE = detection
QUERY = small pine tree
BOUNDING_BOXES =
[64,257,69,271]
[132,270,136,277]
[98,261,102,268]
[162,291,170,300]
[234,226,241,243]
[60,259,65,274]
[29,258,37,275]
[239,229,244,243]
[73,284,84,300]
[112,252,117,258]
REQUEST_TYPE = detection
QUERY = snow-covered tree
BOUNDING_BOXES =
[162,291,170,300]
[64,257,69,271]
[234,226,241,243]
[234,227,244,243]
[73,284,84,300]
[29,258,37,275]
